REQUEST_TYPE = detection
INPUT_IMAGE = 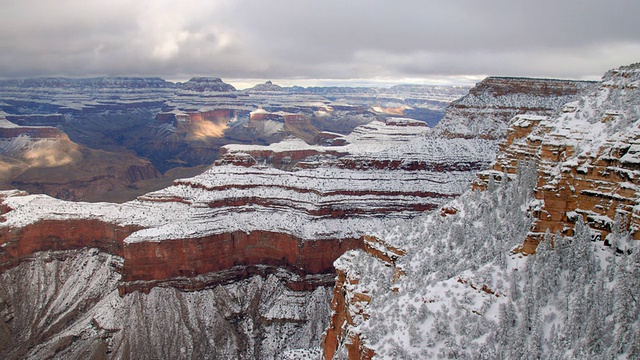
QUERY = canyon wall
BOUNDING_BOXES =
[324,74,638,359]
[0,74,601,359]
[475,64,640,253]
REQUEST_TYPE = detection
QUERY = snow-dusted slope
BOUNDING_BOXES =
[434,77,596,140]
[0,249,331,359]
[0,73,605,359]
[326,64,640,359]
[0,119,487,244]
[0,116,485,359]
[477,64,640,252]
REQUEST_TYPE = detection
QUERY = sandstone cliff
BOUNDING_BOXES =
[476,64,640,253]
[323,64,640,359]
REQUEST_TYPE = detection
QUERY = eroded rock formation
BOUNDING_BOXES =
[475,64,640,253]
[0,74,601,358]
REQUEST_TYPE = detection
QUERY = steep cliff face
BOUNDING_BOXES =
[476,64,640,253]
[0,249,332,359]
[322,236,405,360]
[324,64,640,359]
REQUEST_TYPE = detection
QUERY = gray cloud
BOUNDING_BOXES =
[1,0,639,83]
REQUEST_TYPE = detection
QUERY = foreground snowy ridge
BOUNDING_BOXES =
[327,63,640,359]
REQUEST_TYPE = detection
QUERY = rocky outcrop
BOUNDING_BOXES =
[475,64,640,253]
[322,236,405,360]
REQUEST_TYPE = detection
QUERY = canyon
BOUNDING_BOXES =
[326,64,640,358]
[0,72,608,358]
[0,78,467,202]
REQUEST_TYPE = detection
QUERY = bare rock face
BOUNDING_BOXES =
[119,231,364,294]
[475,63,640,253]
[322,236,404,360]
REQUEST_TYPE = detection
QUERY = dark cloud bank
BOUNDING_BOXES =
[1,0,639,85]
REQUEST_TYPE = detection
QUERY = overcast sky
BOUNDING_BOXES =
[1,0,639,87]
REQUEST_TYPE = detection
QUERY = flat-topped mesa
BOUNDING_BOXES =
[434,76,596,140]
[209,119,490,216]
[220,117,491,170]
[475,64,640,253]
[176,77,237,92]
[0,113,66,139]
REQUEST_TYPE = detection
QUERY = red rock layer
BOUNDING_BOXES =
[476,115,640,254]
[0,219,140,271]
[217,146,343,169]
[0,215,367,295]
[120,231,364,294]
[0,126,65,139]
